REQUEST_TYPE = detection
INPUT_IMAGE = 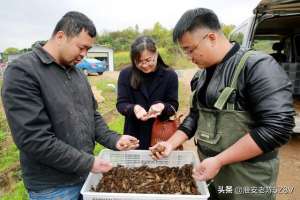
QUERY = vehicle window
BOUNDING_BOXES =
[252,39,280,54]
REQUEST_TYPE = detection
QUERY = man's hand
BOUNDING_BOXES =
[91,157,112,173]
[149,141,173,160]
[116,135,139,150]
[192,156,223,181]
[147,103,165,119]
[134,105,148,121]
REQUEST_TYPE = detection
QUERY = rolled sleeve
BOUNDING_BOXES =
[178,108,199,139]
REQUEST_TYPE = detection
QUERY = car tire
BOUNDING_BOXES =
[97,72,103,75]
[83,69,88,76]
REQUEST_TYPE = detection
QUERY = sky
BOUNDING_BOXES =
[0,0,261,52]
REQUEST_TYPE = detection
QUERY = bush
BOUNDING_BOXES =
[113,48,195,71]
[114,51,130,71]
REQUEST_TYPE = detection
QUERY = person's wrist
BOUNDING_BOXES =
[214,154,225,167]
[168,140,177,150]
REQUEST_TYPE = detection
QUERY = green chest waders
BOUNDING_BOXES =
[193,51,279,200]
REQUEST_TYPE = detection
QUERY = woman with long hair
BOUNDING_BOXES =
[116,36,179,149]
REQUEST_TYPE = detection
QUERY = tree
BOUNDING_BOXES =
[96,26,139,51]
[143,22,171,47]
[96,32,113,49]
[2,47,20,62]
[222,24,236,39]
[4,47,19,55]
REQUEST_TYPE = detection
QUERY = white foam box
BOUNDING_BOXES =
[81,149,210,200]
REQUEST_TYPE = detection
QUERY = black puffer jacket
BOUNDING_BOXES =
[179,47,295,153]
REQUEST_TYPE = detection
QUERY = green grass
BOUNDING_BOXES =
[114,51,130,71]
[88,77,117,92]
[94,115,124,155]
[173,56,196,69]
[159,48,195,69]
[108,115,124,133]
[0,130,5,143]
[113,48,195,71]
[93,143,105,155]
[88,77,118,114]
[158,48,173,66]
[0,181,29,200]
[0,104,9,137]
[0,143,19,173]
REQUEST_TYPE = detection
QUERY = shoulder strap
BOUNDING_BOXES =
[214,50,254,110]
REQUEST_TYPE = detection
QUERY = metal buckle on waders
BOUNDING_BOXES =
[194,138,198,145]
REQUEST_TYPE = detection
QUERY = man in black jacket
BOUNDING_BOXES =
[150,8,295,200]
[1,11,139,199]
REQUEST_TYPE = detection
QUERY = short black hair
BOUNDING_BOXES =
[52,11,96,38]
[173,8,221,42]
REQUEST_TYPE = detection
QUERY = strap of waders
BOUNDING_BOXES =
[214,51,254,111]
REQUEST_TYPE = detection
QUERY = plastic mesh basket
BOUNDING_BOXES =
[81,149,210,200]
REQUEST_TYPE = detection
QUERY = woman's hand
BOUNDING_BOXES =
[116,135,139,150]
[134,105,148,121]
[147,103,165,119]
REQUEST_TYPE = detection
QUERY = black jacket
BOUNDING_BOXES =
[179,47,295,153]
[1,44,121,191]
[116,65,178,149]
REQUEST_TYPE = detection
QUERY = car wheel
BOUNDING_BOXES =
[97,72,103,75]
[83,69,88,76]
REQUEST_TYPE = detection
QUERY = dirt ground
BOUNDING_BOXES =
[103,69,300,199]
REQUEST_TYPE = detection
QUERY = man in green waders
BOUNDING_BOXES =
[150,8,295,200]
